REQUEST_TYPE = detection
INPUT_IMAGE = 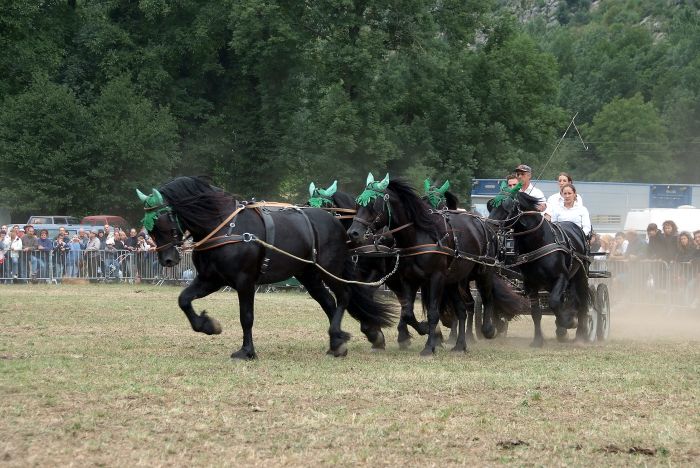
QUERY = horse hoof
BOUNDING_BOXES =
[370,346,385,353]
[530,339,544,348]
[398,339,411,350]
[556,327,568,342]
[481,324,496,340]
[231,349,256,360]
[202,317,222,335]
[450,345,467,353]
[419,347,435,357]
[331,343,348,357]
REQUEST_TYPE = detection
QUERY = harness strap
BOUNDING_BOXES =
[192,201,295,251]
[257,207,276,275]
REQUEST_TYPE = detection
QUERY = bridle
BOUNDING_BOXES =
[144,203,185,251]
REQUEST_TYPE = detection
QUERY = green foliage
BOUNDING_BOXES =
[582,94,675,182]
[2,0,697,222]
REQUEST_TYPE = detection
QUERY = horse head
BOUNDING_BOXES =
[136,187,183,267]
[423,179,459,210]
[487,181,532,223]
[348,173,391,243]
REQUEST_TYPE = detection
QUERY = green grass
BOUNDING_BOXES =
[1,285,698,466]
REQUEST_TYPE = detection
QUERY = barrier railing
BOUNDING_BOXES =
[1,250,698,309]
[0,249,196,285]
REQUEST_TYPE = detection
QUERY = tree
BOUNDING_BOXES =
[582,94,676,182]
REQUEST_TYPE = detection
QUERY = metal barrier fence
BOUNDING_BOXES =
[1,249,698,309]
[0,249,196,285]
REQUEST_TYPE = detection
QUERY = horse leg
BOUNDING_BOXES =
[572,272,590,343]
[463,287,476,344]
[529,292,544,348]
[420,277,444,357]
[231,283,258,360]
[297,273,350,357]
[177,276,223,335]
[396,286,419,349]
[475,271,496,339]
[447,285,468,353]
[549,275,571,342]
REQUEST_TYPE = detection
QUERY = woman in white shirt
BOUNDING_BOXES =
[546,172,583,212]
[545,183,591,235]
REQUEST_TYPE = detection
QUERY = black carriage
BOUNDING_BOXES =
[475,231,611,342]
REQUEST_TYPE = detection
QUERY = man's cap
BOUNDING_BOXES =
[514,164,532,173]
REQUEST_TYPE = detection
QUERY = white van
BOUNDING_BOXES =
[623,206,700,235]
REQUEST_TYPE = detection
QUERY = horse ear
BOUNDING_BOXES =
[136,189,148,202]
[366,172,375,187]
[438,180,450,194]
[152,188,164,205]
[377,173,389,190]
[309,182,316,197]
[424,179,431,192]
[322,180,337,197]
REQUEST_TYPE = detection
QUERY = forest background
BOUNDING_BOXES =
[0,0,698,223]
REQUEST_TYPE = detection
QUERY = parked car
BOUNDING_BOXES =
[27,215,83,226]
[81,215,129,231]
[24,215,92,238]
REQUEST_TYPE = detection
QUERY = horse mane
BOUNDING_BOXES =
[331,191,356,210]
[387,179,438,233]
[516,191,542,211]
[444,191,459,210]
[159,176,236,227]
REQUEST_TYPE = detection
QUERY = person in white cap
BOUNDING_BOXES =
[514,164,546,211]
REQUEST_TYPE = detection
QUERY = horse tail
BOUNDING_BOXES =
[491,273,528,320]
[344,260,397,328]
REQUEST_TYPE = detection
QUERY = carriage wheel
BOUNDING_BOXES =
[596,283,611,341]
[585,286,598,343]
[474,294,484,339]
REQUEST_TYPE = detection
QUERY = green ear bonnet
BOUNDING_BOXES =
[308,180,338,208]
[356,173,390,207]
[491,181,522,208]
[136,188,170,231]
[424,179,450,209]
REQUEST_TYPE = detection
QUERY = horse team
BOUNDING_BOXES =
[138,174,599,360]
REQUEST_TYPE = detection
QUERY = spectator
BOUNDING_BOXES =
[9,229,22,280]
[598,234,614,253]
[78,228,89,250]
[125,228,139,251]
[659,220,679,262]
[53,233,70,280]
[505,174,519,189]
[546,172,584,212]
[55,226,68,241]
[104,224,114,242]
[676,231,695,263]
[36,229,53,279]
[0,230,8,282]
[645,223,663,259]
[694,230,700,257]
[514,164,546,211]
[21,225,39,279]
[625,231,645,260]
[589,231,601,252]
[66,235,82,277]
[545,183,591,235]
[84,230,101,279]
[610,232,628,259]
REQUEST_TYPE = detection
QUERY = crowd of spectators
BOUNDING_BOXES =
[589,221,700,264]
[0,223,166,282]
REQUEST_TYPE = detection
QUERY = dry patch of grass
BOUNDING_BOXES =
[1,285,698,466]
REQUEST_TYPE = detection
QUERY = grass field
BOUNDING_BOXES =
[1,284,698,466]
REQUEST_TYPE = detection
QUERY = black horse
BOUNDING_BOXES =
[137,176,395,360]
[348,176,522,356]
[487,190,590,346]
